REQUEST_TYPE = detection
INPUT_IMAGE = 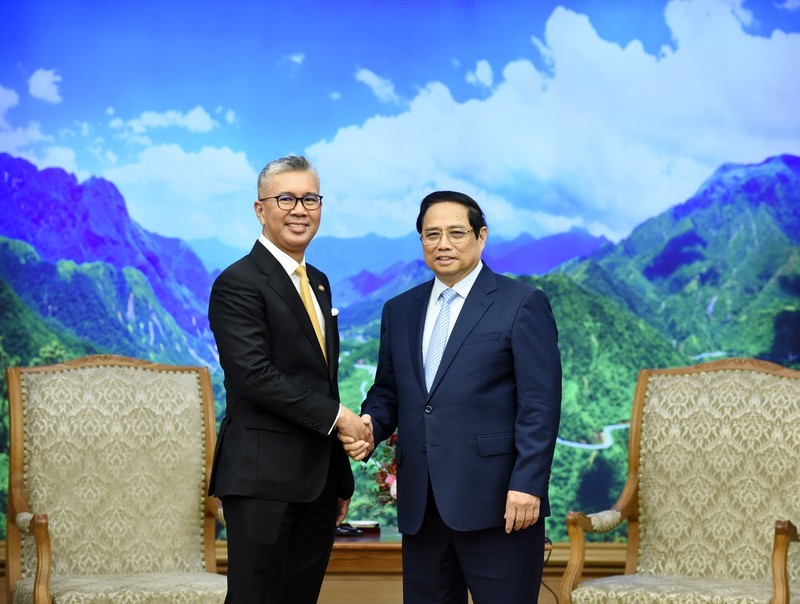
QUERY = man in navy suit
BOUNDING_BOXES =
[208,155,370,603]
[348,191,561,603]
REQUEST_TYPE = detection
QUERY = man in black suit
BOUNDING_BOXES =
[208,154,371,603]
[346,191,562,603]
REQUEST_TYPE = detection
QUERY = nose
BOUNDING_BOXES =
[290,203,309,216]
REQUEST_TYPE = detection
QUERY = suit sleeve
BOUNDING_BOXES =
[508,288,562,497]
[209,265,340,435]
[361,302,398,446]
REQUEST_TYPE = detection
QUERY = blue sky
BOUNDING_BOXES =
[2,0,799,250]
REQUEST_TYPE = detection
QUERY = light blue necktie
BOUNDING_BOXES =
[424,288,458,392]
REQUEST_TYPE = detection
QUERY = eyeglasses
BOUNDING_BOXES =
[259,194,323,210]
[420,228,475,246]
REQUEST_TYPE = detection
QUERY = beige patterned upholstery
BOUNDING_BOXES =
[559,358,800,604]
[5,355,227,603]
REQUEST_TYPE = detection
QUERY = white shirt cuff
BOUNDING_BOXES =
[327,404,343,435]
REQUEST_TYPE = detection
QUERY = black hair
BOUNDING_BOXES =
[416,190,487,235]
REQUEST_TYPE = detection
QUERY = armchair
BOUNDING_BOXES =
[559,357,800,604]
[5,354,228,603]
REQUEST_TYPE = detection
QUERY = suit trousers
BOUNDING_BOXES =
[402,483,545,604]
[221,461,339,604]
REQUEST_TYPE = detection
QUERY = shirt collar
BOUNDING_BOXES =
[258,234,305,277]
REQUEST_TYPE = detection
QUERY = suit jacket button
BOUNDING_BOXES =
[424,405,433,414]
[421,445,427,453]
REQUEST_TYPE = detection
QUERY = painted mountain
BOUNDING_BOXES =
[558,153,800,365]
[0,153,216,368]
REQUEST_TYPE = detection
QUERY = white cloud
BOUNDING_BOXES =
[355,68,402,104]
[110,105,217,137]
[330,91,342,101]
[38,146,80,174]
[0,85,58,159]
[0,83,20,129]
[466,60,494,89]
[0,121,47,156]
[289,53,305,65]
[774,0,800,11]
[28,68,63,103]
[103,144,259,246]
[309,0,800,241]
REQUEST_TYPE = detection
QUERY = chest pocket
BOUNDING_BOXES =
[464,331,501,345]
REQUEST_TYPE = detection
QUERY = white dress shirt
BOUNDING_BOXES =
[258,234,326,343]
[421,260,483,364]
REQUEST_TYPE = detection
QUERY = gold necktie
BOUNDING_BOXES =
[295,265,327,361]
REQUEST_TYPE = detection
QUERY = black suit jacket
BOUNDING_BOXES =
[362,263,561,534]
[208,241,353,502]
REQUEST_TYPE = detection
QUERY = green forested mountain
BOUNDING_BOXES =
[0,235,212,367]
[527,273,685,442]
[559,154,800,366]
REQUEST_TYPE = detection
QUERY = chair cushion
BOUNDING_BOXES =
[572,574,800,603]
[12,572,227,604]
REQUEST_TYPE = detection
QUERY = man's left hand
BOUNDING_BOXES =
[504,490,540,533]
[336,498,351,527]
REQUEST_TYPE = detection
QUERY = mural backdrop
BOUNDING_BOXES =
[1,0,799,541]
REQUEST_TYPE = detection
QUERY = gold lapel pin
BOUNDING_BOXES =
[318,284,325,292]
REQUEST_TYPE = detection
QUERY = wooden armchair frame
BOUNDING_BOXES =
[558,358,800,604]
[5,354,226,604]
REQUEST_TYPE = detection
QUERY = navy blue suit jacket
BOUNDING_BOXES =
[362,262,561,534]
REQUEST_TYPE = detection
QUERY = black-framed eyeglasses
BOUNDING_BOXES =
[420,228,475,246]
[259,194,323,210]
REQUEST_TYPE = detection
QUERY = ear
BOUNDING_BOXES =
[254,200,266,225]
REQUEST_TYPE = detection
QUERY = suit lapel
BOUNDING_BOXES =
[307,263,338,380]
[408,280,434,396]
[427,265,497,398]
[250,242,328,369]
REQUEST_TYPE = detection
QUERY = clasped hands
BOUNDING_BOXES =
[335,408,374,461]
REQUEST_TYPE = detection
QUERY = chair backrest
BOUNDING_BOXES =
[633,358,800,580]
[6,355,218,585]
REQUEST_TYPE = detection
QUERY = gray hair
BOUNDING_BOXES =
[257,155,319,195]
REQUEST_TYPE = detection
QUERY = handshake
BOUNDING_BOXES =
[335,407,375,461]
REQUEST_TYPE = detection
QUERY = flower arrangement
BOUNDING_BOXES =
[374,433,398,505]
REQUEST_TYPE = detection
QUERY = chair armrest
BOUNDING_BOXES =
[581,509,626,533]
[31,514,52,604]
[559,508,631,604]
[16,512,35,535]
[559,479,638,604]
[12,512,53,604]
[772,519,798,604]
